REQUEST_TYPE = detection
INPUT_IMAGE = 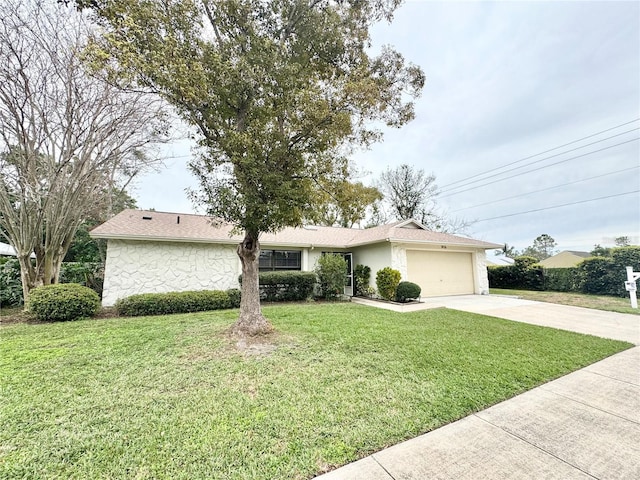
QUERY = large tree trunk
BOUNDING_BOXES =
[232,231,273,336]
[18,249,65,308]
[17,255,38,308]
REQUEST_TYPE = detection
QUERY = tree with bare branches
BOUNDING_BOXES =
[0,0,167,302]
[377,164,473,233]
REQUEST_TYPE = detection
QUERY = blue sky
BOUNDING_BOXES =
[133,0,640,253]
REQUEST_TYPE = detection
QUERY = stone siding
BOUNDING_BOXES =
[102,240,240,306]
[474,250,490,294]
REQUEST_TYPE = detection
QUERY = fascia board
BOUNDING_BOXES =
[386,238,503,250]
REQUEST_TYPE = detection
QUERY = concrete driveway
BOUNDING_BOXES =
[319,295,640,479]
[353,294,640,344]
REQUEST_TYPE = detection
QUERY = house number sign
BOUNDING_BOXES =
[625,266,640,309]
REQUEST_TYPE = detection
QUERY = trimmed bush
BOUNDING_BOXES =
[376,267,401,301]
[315,254,348,300]
[227,288,241,308]
[354,264,371,296]
[577,257,615,295]
[239,271,316,302]
[395,281,421,302]
[115,289,237,317]
[488,256,543,290]
[28,283,100,321]
[543,267,580,292]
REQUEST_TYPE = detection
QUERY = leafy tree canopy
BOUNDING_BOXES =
[78,0,424,236]
[520,234,557,261]
[74,0,425,334]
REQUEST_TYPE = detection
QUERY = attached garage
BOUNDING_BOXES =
[406,250,475,297]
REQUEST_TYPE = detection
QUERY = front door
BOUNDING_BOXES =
[343,252,353,296]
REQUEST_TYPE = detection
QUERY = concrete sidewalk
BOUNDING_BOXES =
[317,296,640,479]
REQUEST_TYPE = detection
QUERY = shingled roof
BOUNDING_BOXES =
[90,209,501,249]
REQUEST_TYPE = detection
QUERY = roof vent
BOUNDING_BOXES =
[303,225,318,231]
[142,216,152,220]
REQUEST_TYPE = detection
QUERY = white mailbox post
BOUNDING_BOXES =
[625,266,640,309]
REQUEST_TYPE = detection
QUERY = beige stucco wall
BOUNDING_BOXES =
[102,240,241,306]
[352,243,392,290]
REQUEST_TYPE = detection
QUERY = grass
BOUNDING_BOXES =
[491,288,640,315]
[0,303,631,479]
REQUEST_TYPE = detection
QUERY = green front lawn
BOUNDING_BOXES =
[490,288,640,315]
[0,304,631,479]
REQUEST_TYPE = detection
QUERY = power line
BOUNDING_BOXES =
[438,137,640,199]
[475,190,640,223]
[440,127,639,194]
[450,165,639,213]
[439,118,640,190]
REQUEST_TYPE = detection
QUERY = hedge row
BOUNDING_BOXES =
[239,271,316,302]
[488,256,544,291]
[488,246,640,297]
[115,289,241,317]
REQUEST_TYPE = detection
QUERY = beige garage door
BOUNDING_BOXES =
[406,250,474,297]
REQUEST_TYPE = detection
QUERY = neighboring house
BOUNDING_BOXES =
[90,209,502,306]
[485,253,515,266]
[0,242,17,257]
[539,250,591,268]
[0,242,36,258]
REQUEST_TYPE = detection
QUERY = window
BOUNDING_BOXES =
[259,250,302,271]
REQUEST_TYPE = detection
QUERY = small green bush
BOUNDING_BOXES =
[28,283,100,321]
[239,271,316,301]
[376,267,401,301]
[353,264,371,296]
[115,289,234,317]
[395,281,421,302]
[227,288,241,308]
[315,254,348,300]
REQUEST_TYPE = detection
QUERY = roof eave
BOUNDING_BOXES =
[387,237,502,249]
[90,233,239,245]
[91,232,352,250]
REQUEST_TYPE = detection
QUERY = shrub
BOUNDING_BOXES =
[376,267,401,301]
[395,281,421,302]
[513,257,544,291]
[488,256,543,290]
[239,271,316,301]
[609,246,640,296]
[0,258,23,307]
[577,256,615,295]
[115,289,234,317]
[227,288,241,308]
[60,262,104,297]
[315,254,348,300]
[28,283,100,321]
[543,267,580,292]
[353,264,371,296]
